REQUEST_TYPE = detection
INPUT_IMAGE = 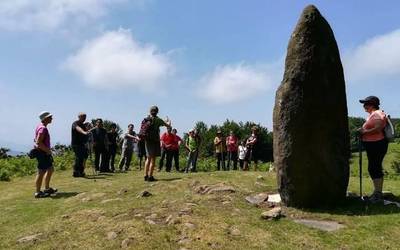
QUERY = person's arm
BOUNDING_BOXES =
[36,130,51,155]
[185,138,190,151]
[214,137,221,146]
[162,116,172,128]
[360,119,384,135]
[74,124,88,135]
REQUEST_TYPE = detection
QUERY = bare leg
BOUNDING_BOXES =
[35,171,46,193]
[149,157,156,176]
[44,168,54,189]
[145,157,151,176]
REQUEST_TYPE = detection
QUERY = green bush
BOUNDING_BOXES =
[0,168,11,181]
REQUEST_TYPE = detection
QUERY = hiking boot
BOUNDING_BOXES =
[369,191,383,204]
[44,187,58,195]
[144,175,149,181]
[35,191,50,198]
[148,176,157,182]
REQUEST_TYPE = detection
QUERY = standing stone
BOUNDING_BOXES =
[273,5,350,208]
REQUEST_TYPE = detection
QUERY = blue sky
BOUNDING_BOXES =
[0,0,399,151]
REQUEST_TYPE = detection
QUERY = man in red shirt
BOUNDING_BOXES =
[160,127,178,172]
[226,130,239,170]
[170,128,182,171]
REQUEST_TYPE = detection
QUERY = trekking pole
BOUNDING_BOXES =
[358,134,363,199]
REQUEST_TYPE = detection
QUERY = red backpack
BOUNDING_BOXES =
[138,117,153,140]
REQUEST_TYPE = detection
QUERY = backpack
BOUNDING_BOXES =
[138,117,153,140]
[384,114,395,142]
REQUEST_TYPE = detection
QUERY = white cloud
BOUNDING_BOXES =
[63,29,174,90]
[198,63,279,104]
[344,29,400,83]
[0,0,130,31]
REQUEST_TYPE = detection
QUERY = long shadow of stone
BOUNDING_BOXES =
[50,192,80,199]
[84,175,107,180]
[301,196,400,216]
[157,177,183,182]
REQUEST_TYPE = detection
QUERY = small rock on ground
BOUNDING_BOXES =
[17,233,43,244]
[121,237,134,248]
[137,190,152,198]
[261,207,282,220]
[184,222,196,229]
[106,231,118,240]
[293,219,346,232]
[245,193,269,206]
[101,198,123,204]
[229,227,241,236]
[117,188,128,195]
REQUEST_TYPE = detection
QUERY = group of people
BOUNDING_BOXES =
[32,97,391,203]
[213,127,260,171]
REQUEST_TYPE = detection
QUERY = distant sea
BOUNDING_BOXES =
[8,150,27,157]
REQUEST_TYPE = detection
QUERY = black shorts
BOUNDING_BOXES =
[36,151,53,171]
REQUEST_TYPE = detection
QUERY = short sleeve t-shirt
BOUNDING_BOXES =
[71,121,87,146]
[35,124,50,149]
[187,136,199,151]
[362,110,386,142]
[107,132,118,148]
[171,135,182,151]
[226,135,238,152]
[92,127,108,147]
[238,145,247,160]
[161,132,176,149]
[122,131,136,149]
[214,137,226,153]
[147,116,167,142]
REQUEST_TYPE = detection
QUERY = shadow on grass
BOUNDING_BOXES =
[302,196,400,216]
[50,192,80,199]
[84,175,107,180]
[157,177,183,182]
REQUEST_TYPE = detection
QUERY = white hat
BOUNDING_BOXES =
[39,111,52,121]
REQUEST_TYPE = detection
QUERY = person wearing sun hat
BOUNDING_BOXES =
[358,96,389,203]
[33,111,57,198]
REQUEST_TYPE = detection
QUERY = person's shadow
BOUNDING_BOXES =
[303,195,400,216]
[50,192,80,199]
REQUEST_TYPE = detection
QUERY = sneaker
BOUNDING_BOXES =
[148,176,157,182]
[144,175,149,181]
[44,187,58,195]
[35,191,50,198]
[369,192,383,204]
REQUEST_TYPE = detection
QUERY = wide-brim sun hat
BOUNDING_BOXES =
[39,111,52,121]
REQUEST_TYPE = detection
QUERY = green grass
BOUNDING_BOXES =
[0,143,399,249]
[1,168,400,249]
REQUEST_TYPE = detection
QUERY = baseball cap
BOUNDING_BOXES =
[359,96,380,106]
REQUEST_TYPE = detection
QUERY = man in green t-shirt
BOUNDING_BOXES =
[184,129,201,173]
[144,106,171,181]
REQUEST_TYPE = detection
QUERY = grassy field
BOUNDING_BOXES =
[0,143,399,249]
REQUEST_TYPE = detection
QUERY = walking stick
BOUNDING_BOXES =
[358,135,363,199]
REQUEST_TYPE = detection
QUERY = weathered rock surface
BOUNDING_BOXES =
[17,233,43,244]
[261,207,282,220]
[137,190,152,198]
[245,193,269,206]
[195,183,236,195]
[293,219,346,232]
[273,5,350,208]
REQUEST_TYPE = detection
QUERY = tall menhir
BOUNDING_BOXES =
[273,5,350,207]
